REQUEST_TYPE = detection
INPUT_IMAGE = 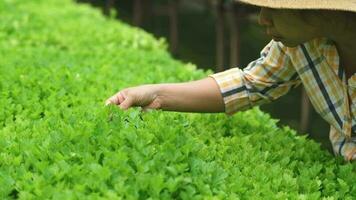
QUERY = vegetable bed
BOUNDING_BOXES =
[0,0,355,199]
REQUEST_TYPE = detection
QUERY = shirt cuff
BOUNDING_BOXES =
[329,127,356,161]
[209,68,251,115]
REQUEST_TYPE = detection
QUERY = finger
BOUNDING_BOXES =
[105,91,125,106]
[105,97,115,106]
[117,92,126,104]
[105,95,118,106]
[119,96,134,110]
[141,105,152,112]
[142,101,160,111]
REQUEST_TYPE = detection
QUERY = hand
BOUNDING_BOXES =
[105,84,162,111]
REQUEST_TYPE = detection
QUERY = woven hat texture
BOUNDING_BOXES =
[236,0,356,12]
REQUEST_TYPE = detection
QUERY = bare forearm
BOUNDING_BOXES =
[156,77,225,113]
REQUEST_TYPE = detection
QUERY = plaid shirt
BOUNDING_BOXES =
[210,38,356,161]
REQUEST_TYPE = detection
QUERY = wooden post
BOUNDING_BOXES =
[300,88,311,132]
[169,0,179,54]
[229,3,242,68]
[104,0,115,16]
[215,0,225,72]
[133,0,143,26]
[146,0,153,26]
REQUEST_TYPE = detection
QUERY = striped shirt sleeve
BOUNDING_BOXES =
[210,41,301,115]
[329,126,356,161]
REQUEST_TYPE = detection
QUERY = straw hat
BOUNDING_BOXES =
[236,0,356,13]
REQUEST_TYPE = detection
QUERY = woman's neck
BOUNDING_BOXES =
[335,40,355,112]
[328,14,356,80]
[335,40,356,80]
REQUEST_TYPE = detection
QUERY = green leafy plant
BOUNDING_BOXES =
[0,0,355,199]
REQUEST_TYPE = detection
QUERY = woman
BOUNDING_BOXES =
[106,0,356,161]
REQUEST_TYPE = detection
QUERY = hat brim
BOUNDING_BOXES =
[236,0,356,13]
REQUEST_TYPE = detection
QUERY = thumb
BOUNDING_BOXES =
[142,100,161,111]
[119,96,134,110]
